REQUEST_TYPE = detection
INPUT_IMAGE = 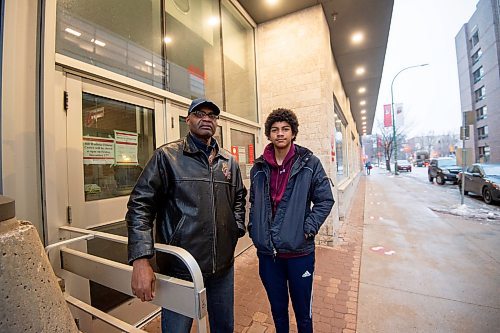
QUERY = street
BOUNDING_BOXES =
[358,166,500,332]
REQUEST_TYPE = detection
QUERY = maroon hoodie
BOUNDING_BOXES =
[263,142,296,216]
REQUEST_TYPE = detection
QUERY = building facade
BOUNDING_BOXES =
[1,0,392,329]
[455,0,500,163]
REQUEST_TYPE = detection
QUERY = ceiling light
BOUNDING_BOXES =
[164,36,173,44]
[362,121,366,125]
[145,61,156,68]
[362,116,366,120]
[355,67,365,75]
[360,100,366,106]
[361,109,366,114]
[208,16,220,26]
[266,0,279,5]
[358,87,366,94]
[65,28,81,37]
[351,32,364,44]
[91,39,106,47]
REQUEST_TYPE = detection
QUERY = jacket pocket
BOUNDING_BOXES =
[169,216,186,245]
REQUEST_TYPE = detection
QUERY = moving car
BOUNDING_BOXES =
[457,163,500,204]
[415,150,429,167]
[397,160,412,172]
[428,157,461,185]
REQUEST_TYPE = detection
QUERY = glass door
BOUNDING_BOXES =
[65,74,165,331]
[227,124,258,255]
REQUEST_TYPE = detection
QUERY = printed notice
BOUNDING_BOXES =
[238,146,246,164]
[115,130,138,165]
[83,136,115,165]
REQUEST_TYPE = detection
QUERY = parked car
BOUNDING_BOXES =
[397,160,412,172]
[428,157,461,185]
[457,163,500,204]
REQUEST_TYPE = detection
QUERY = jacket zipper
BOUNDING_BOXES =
[264,165,277,258]
[210,162,217,274]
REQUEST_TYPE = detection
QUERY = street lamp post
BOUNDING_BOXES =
[391,64,428,175]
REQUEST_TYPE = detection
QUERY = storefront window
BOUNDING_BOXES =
[56,0,164,88]
[334,106,350,182]
[221,0,257,122]
[230,129,255,180]
[335,120,345,181]
[165,0,223,105]
[82,93,155,201]
[56,0,258,124]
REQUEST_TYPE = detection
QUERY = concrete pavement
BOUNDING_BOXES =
[358,167,500,332]
[145,177,367,333]
[144,166,500,332]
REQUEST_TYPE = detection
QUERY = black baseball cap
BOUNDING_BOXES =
[188,98,221,116]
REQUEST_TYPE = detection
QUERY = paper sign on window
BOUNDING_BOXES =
[83,136,115,165]
[115,130,139,165]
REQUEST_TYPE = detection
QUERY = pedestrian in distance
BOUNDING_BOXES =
[126,98,247,333]
[248,108,334,333]
[365,160,372,175]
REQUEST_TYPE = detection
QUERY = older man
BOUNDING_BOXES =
[126,98,247,333]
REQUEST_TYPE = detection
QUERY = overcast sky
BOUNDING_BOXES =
[374,0,479,138]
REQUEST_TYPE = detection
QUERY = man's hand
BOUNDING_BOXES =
[131,259,156,302]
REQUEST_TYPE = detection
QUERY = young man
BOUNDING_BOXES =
[249,108,334,333]
[126,98,247,333]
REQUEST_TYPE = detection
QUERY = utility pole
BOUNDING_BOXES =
[390,64,429,175]
[460,111,470,205]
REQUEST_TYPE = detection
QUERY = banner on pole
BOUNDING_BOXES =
[383,104,392,127]
[395,103,404,127]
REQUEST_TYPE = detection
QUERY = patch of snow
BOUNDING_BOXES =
[431,204,500,222]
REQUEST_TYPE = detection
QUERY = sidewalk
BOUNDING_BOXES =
[145,167,500,332]
[144,176,367,333]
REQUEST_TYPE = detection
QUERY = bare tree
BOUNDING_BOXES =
[376,121,407,172]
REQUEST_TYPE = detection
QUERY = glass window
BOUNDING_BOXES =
[478,145,490,163]
[474,86,485,102]
[476,106,487,120]
[473,67,484,83]
[230,129,255,180]
[470,30,479,48]
[477,125,488,140]
[179,116,223,147]
[56,0,164,88]
[221,0,258,122]
[165,0,223,105]
[335,118,347,182]
[82,93,155,201]
[471,48,482,65]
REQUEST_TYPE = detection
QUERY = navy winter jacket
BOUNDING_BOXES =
[249,145,334,255]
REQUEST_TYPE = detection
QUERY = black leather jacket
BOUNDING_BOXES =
[126,134,247,278]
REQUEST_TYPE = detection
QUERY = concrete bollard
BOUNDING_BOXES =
[0,196,79,333]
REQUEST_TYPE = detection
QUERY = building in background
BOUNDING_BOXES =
[455,0,500,163]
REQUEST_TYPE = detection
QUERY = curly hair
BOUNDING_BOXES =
[264,108,299,141]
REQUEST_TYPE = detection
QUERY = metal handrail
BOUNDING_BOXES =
[47,226,208,333]
[65,294,146,333]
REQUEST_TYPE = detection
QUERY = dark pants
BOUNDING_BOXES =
[258,252,315,333]
[161,265,234,333]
